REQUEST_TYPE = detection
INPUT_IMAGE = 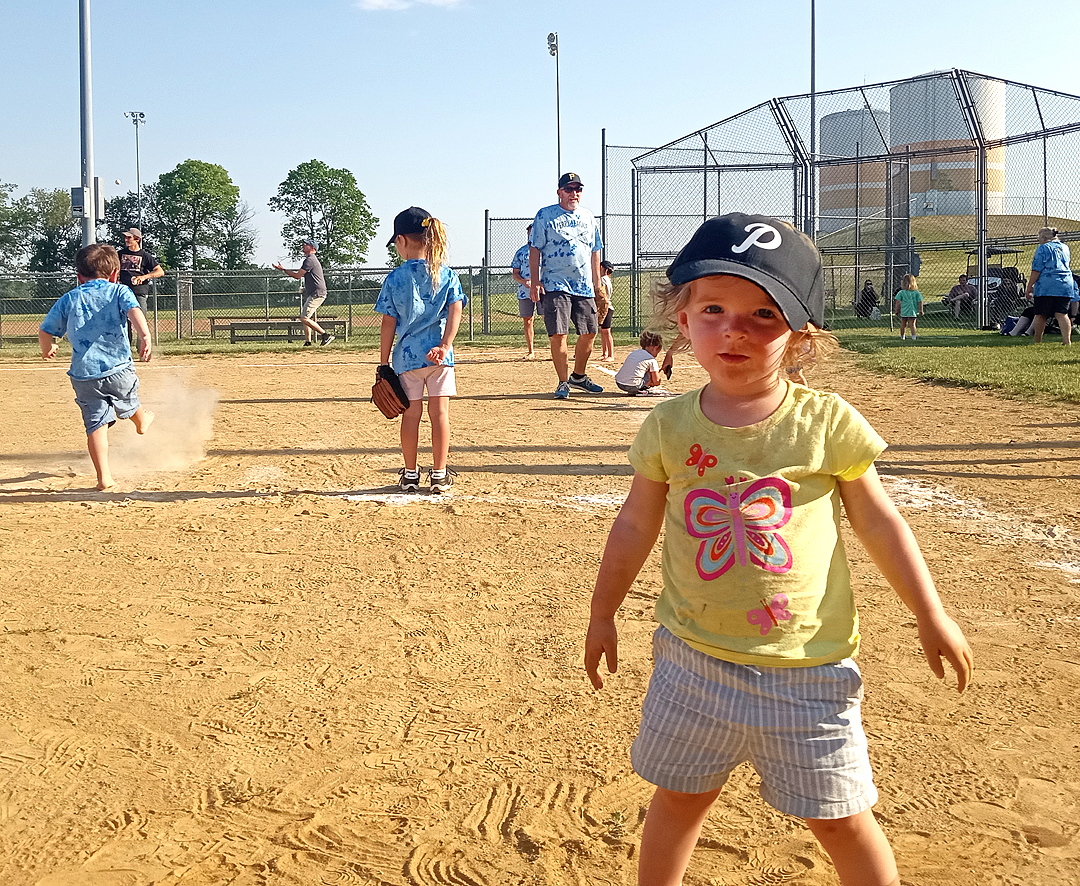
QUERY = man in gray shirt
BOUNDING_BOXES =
[273,239,334,346]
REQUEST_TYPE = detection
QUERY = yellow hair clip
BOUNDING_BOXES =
[421,217,432,228]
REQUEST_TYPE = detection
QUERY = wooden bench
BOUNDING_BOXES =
[210,314,338,338]
[229,318,348,343]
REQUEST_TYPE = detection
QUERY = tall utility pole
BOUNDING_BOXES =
[125,111,146,227]
[548,32,561,178]
[79,0,96,246]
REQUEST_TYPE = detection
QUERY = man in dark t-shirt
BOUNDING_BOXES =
[117,228,164,316]
[273,239,334,346]
[117,227,164,348]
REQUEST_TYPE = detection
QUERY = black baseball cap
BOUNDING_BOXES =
[387,206,432,247]
[666,213,824,330]
[558,172,583,189]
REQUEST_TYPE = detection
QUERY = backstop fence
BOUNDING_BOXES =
[630,68,1080,333]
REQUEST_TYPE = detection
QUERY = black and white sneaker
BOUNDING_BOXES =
[398,468,421,492]
[429,468,456,494]
[320,332,335,346]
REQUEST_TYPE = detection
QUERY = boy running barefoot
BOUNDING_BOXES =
[40,243,155,491]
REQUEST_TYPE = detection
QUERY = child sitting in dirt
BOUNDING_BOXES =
[614,330,672,395]
[39,243,154,491]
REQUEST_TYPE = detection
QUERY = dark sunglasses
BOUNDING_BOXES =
[562,185,583,193]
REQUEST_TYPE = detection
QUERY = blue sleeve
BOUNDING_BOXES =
[446,269,466,306]
[118,284,139,313]
[1032,244,1048,273]
[529,216,546,249]
[374,273,400,318]
[40,296,68,337]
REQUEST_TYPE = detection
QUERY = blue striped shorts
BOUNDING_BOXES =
[631,626,877,820]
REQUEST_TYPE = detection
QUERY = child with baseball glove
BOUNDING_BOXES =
[376,207,466,494]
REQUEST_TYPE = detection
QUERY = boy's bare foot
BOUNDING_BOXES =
[96,480,117,492]
[134,409,155,435]
[523,351,536,360]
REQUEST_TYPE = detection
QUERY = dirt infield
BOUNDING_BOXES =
[1,347,1078,885]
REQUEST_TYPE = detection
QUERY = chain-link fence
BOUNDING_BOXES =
[0,267,493,346]
[630,69,1080,333]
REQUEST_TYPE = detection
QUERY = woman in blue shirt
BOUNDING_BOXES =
[1025,227,1076,345]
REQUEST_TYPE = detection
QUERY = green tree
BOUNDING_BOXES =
[213,200,258,270]
[155,160,241,270]
[269,160,377,266]
[387,242,404,268]
[26,189,82,273]
[0,183,33,270]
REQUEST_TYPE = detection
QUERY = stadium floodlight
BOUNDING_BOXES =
[124,111,146,229]
[547,33,561,179]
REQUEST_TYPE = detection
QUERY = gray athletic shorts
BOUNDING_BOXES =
[301,293,327,319]
[631,626,877,820]
[541,291,597,336]
[518,297,539,318]
[71,366,141,434]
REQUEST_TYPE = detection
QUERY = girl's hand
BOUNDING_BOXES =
[427,345,448,364]
[585,616,619,689]
[917,610,973,693]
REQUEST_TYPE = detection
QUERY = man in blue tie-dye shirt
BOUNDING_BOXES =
[529,172,605,400]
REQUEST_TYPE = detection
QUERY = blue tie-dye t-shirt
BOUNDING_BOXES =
[511,244,531,299]
[375,260,467,374]
[1032,240,1077,300]
[529,204,603,298]
[40,278,139,380]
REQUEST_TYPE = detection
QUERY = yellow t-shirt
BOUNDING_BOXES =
[629,383,886,667]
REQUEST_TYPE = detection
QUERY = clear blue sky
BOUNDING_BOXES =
[4,0,1079,266]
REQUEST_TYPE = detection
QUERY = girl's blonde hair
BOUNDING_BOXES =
[403,216,448,290]
[650,275,838,379]
[901,273,917,290]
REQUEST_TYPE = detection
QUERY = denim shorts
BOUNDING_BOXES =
[540,292,597,336]
[517,297,539,319]
[71,366,141,434]
[631,626,877,820]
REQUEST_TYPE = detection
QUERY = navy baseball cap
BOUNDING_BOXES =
[666,213,824,330]
[387,206,432,247]
[558,172,583,189]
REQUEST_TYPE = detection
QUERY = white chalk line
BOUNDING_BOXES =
[345,476,1080,580]
[880,474,1080,580]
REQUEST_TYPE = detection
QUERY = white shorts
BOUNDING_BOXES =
[400,365,457,401]
[631,626,878,820]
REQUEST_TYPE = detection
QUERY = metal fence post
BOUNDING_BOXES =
[347,274,352,341]
[601,127,607,255]
[482,210,491,336]
[630,167,639,334]
[467,266,474,341]
[264,273,270,321]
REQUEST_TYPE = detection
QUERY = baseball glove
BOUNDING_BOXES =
[371,364,410,419]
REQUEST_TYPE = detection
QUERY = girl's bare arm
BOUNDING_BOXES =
[585,473,668,689]
[839,465,973,692]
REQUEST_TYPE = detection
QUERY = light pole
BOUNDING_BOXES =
[124,111,146,228]
[547,32,561,178]
[78,0,96,246]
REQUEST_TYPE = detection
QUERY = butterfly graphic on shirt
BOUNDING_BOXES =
[747,594,792,636]
[683,474,794,580]
[686,443,718,477]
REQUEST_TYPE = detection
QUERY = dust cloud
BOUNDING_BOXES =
[109,368,218,475]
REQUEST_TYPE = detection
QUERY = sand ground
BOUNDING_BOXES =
[0,346,1077,886]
